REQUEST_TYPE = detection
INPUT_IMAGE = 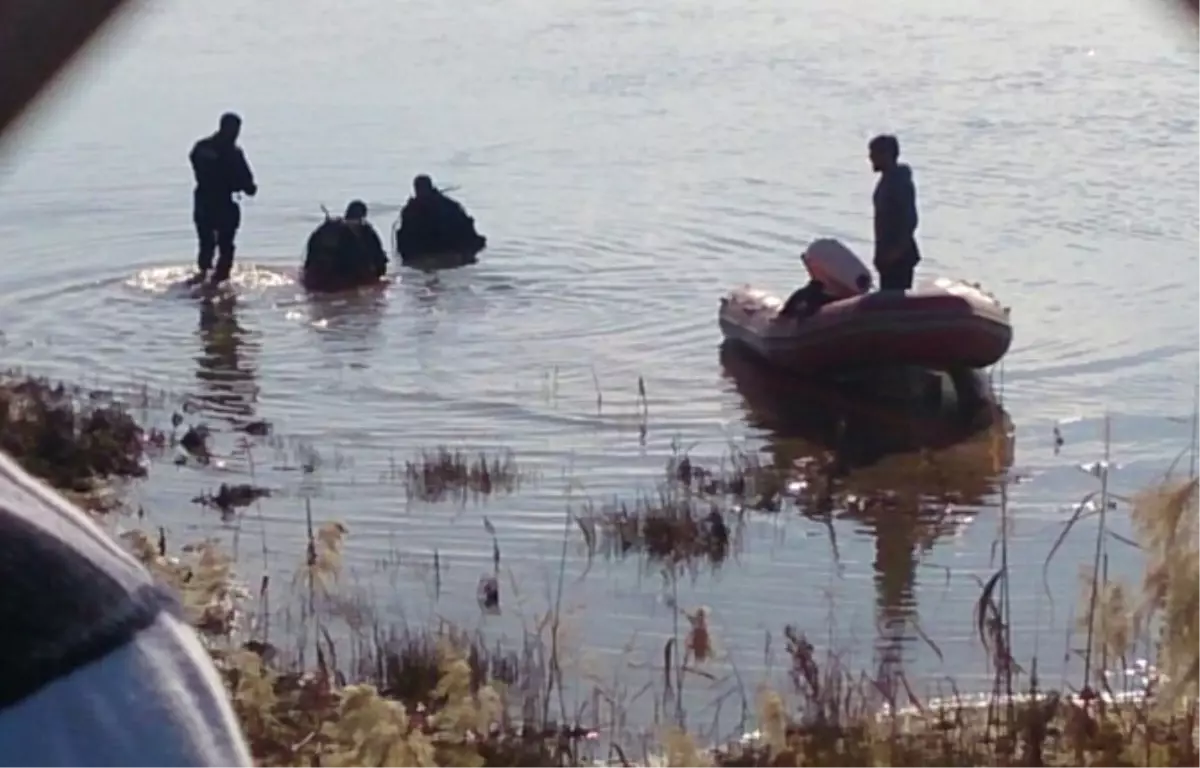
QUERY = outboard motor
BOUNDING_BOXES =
[801,239,873,299]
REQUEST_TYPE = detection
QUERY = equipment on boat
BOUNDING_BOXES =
[719,278,1012,372]
[721,237,1011,372]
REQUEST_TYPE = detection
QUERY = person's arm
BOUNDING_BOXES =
[877,171,917,264]
[229,148,256,196]
[779,290,801,318]
[188,139,211,187]
[303,227,323,273]
[780,281,817,319]
[899,174,917,240]
[399,199,416,227]
[364,225,388,276]
[452,201,472,230]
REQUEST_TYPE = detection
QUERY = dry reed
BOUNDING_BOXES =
[403,447,523,503]
[0,370,150,494]
[13,372,1199,766]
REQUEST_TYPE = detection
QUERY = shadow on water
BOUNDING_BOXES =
[193,294,260,429]
[719,342,1016,676]
[400,269,482,313]
[302,282,389,353]
[393,268,518,343]
[397,264,519,307]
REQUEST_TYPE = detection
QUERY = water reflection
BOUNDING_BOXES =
[719,343,1015,680]
[304,282,389,354]
[194,294,260,428]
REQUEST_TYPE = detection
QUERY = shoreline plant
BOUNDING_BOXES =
[0,372,1194,766]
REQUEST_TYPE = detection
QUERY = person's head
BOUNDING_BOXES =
[344,199,368,221]
[868,134,900,172]
[216,112,242,145]
[413,174,434,197]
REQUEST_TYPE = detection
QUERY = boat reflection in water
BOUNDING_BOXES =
[719,342,1015,684]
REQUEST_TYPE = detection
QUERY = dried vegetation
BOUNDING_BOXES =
[402,447,523,503]
[128,480,1196,767]
[0,370,150,496]
[8,372,1198,766]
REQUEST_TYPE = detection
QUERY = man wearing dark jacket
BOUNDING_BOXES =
[189,112,258,286]
[869,134,920,291]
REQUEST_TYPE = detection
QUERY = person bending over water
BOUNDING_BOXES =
[779,239,873,321]
[779,272,871,320]
[188,112,258,286]
[869,134,920,291]
[779,279,835,320]
[395,174,486,262]
[302,200,388,292]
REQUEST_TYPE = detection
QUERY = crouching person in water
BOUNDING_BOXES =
[395,174,487,264]
[779,239,872,321]
[301,200,388,292]
[188,112,257,286]
[779,278,837,320]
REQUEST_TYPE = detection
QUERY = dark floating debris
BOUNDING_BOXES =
[192,482,272,516]
[477,574,500,614]
[180,423,213,463]
[238,418,272,437]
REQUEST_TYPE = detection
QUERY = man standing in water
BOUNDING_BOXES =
[868,134,920,291]
[189,112,258,286]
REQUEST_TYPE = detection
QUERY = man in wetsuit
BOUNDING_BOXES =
[342,200,389,281]
[396,174,485,260]
[302,200,389,291]
[189,112,258,286]
[869,134,921,291]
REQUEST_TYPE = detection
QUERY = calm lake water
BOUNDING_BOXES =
[0,0,1196,734]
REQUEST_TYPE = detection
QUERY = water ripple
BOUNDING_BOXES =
[0,0,1194,710]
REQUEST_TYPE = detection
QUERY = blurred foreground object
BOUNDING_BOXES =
[0,0,136,147]
[0,3,255,754]
[1170,0,1200,28]
[0,449,252,765]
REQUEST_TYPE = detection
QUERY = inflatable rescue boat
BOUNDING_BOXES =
[719,239,1013,373]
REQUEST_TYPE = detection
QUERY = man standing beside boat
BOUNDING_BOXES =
[868,134,921,291]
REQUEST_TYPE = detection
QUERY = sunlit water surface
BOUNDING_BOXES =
[0,0,1196,737]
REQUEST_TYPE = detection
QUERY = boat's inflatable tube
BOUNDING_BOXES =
[719,278,1012,372]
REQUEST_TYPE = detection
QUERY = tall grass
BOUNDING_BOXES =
[2,372,1196,766]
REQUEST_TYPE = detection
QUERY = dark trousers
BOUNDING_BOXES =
[876,240,920,291]
[194,199,241,282]
[877,260,915,291]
